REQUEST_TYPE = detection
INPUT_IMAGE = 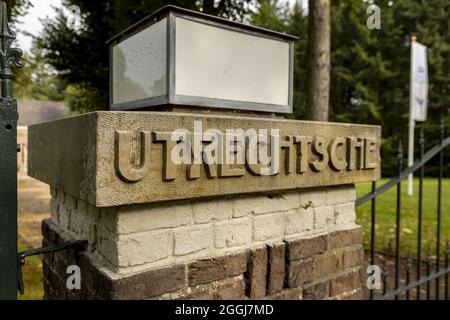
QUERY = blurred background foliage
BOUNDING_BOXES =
[9,0,450,176]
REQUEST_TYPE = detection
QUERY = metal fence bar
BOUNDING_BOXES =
[383,254,389,296]
[406,252,411,300]
[426,246,432,300]
[436,113,445,299]
[445,241,449,299]
[357,119,450,300]
[417,127,425,299]
[395,141,403,297]
[370,181,376,300]
[17,240,87,295]
[356,135,450,206]
[374,266,450,300]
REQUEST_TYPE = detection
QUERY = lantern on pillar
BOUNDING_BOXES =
[108,6,297,113]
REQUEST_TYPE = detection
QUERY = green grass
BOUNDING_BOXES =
[356,178,450,258]
[18,241,43,300]
[18,179,28,189]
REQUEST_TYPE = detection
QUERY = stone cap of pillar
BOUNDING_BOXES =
[28,111,381,207]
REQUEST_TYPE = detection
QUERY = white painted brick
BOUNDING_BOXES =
[232,196,258,217]
[285,208,314,235]
[233,192,299,216]
[117,202,193,234]
[233,195,269,216]
[54,188,64,204]
[86,205,102,238]
[253,213,284,241]
[50,188,361,275]
[83,210,101,246]
[87,202,101,217]
[50,186,58,199]
[313,206,334,229]
[326,185,356,205]
[174,224,212,256]
[214,218,252,248]
[59,206,71,230]
[68,207,83,235]
[99,206,118,233]
[64,193,78,209]
[277,192,300,211]
[192,199,233,223]
[50,198,59,223]
[117,230,172,267]
[97,227,118,266]
[77,198,87,211]
[299,189,327,208]
[334,202,356,226]
[64,201,100,251]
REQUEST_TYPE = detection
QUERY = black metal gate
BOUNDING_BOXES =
[0,0,24,299]
[357,114,450,300]
[0,1,86,299]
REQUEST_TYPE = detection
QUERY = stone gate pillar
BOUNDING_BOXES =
[28,111,380,300]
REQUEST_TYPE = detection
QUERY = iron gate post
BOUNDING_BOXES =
[0,0,24,300]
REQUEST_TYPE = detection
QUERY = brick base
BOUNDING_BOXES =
[42,219,364,300]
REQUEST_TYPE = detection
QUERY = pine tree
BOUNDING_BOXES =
[37,0,256,112]
[14,44,65,101]
[305,0,331,121]
[252,0,450,175]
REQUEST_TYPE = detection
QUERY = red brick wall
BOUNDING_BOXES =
[42,219,364,300]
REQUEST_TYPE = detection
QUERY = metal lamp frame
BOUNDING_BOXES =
[108,5,297,114]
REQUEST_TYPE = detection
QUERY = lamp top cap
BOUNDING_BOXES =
[107,5,298,45]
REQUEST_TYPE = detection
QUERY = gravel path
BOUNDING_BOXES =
[18,177,51,248]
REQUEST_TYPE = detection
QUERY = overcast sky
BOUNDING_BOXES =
[16,0,304,53]
[16,0,62,53]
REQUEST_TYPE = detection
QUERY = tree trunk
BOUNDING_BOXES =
[305,0,330,122]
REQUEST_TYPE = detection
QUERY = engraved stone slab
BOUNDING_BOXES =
[28,111,381,207]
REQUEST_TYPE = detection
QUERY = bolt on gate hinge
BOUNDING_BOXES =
[17,240,87,295]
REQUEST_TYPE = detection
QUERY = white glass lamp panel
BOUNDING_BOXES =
[175,17,290,106]
[112,18,167,105]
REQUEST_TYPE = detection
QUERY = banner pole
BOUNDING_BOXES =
[407,36,416,196]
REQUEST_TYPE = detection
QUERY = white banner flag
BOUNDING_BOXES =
[410,41,428,122]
